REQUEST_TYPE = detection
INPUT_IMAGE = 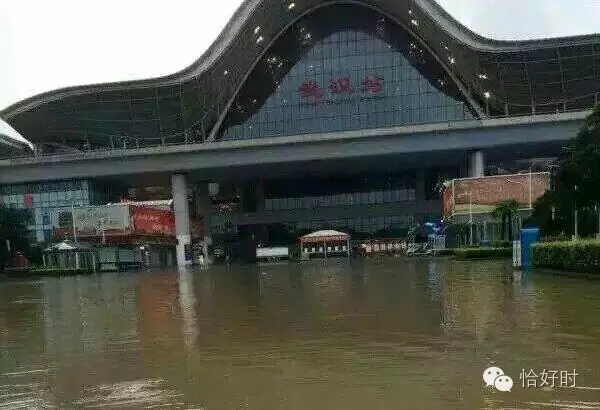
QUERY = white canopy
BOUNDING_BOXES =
[299,230,349,243]
[0,118,34,151]
[44,240,92,252]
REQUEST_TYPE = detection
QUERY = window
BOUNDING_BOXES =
[218,5,476,141]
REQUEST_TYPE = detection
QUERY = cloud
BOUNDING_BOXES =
[0,0,598,110]
[435,0,600,40]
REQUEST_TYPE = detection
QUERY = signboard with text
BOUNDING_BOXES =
[130,206,175,236]
[72,205,131,235]
[298,75,385,105]
[441,173,550,218]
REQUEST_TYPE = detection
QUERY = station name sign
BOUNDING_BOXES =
[298,75,384,105]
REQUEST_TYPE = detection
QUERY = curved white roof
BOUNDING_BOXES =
[0,118,34,151]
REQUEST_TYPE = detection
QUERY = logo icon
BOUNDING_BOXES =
[494,375,514,392]
[483,366,513,392]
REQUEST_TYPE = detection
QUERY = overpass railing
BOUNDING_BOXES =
[0,107,593,166]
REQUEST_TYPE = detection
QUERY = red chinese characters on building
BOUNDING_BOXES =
[130,206,175,236]
[298,80,323,98]
[299,76,385,100]
[362,76,384,93]
[328,77,353,94]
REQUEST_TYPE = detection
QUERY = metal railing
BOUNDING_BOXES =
[0,104,594,166]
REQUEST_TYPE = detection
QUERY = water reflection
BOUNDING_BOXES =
[0,259,599,409]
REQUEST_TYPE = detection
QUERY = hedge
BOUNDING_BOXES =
[434,249,454,256]
[532,240,600,274]
[453,247,512,260]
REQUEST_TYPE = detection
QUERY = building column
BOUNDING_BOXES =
[172,173,191,268]
[416,169,426,201]
[468,151,485,178]
[256,179,265,212]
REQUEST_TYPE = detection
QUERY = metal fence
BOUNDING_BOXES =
[0,104,595,165]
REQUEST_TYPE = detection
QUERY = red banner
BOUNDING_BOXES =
[130,206,175,236]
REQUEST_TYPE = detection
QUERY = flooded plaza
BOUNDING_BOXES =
[1,259,599,409]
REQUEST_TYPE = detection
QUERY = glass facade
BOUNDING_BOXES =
[219,5,476,141]
[223,172,436,242]
[264,173,417,211]
[291,215,416,235]
[0,180,117,243]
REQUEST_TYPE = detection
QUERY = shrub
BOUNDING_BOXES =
[453,247,512,260]
[540,235,569,243]
[434,249,454,256]
[532,240,600,274]
[491,240,512,248]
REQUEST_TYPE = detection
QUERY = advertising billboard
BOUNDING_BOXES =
[130,206,175,236]
[441,172,550,217]
[72,204,131,235]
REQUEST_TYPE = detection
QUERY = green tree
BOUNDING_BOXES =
[559,103,600,209]
[527,104,600,238]
[492,199,520,241]
[0,205,33,269]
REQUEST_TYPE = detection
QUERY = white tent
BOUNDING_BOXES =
[43,240,96,271]
[299,230,350,258]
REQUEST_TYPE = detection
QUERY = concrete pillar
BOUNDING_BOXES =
[469,151,485,178]
[415,169,426,200]
[172,173,191,268]
[256,179,265,212]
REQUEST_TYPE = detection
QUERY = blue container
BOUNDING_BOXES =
[520,227,540,269]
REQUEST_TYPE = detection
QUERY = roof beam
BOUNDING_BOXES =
[522,57,535,114]
[556,50,567,111]
[154,89,165,145]
[495,61,510,116]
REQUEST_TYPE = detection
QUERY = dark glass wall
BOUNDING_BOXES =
[264,173,417,211]
[218,5,477,141]
[424,167,461,200]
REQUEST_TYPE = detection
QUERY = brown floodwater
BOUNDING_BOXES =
[1,259,599,409]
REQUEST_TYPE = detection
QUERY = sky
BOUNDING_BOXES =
[0,0,599,110]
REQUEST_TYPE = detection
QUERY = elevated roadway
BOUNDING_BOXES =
[0,111,588,185]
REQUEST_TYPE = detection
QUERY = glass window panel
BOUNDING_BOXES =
[218,6,476,141]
